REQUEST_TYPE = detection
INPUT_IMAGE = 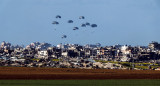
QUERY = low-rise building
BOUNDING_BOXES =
[37,50,48,59]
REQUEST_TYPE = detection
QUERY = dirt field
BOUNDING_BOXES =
[0,67,160,80]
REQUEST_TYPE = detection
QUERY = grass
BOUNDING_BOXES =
[32,58,40,61]
[95,60,159,65]
[0,80,160,86]
[32,58,62,62]
[95,60,160,69]
[135,66,148,69]
[52,59,60,61]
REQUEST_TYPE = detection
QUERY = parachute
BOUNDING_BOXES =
[91,24,97,28]
[68,20,73,23]
[62,35,67,39]
[79,16,85,19]
[73,27,79,30]
[52,21,59,25]
[81,24,86,27]
[86,22,90,26]
[56,15,61,18]
[51,15,98,39]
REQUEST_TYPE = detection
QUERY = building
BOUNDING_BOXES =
[149,41,160,50]
[37,50,48,59]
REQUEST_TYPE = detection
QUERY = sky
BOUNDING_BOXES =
[0,0,160,46]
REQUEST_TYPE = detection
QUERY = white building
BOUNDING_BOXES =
[121,45,130,55]
[37,50,48,59]
[62,52,68,57]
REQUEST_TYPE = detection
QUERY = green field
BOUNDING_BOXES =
[0,80,160,86]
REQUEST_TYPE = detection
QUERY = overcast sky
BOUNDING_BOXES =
[0,0,160,46]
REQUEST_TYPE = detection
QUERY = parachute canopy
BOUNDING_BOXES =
[86,22,90,26]
[56,15,61,18]
[73,27,79,30]
[68,20,73,23]
[52,21,59,25]
[62,35,67,39]
[81,24,86,27]
[91,24,97,28]
[79,16,85,19]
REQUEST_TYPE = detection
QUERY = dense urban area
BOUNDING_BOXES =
[1,41,160,70]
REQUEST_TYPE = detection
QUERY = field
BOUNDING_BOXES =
[0,80,160,86]
[0,67,160,86]
[0,67,160,79]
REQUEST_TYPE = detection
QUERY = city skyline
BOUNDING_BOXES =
[0,41,159,48]
[0,0,160,46]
